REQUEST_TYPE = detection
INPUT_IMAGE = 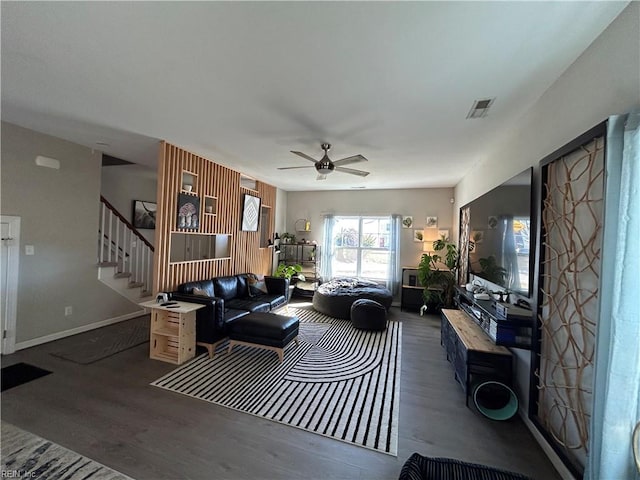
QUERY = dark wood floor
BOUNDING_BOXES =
[1,302,560,480]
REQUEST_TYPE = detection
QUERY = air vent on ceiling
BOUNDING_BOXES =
[466,97,495,119]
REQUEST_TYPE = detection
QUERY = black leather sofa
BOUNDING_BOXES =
[170,274,289,357]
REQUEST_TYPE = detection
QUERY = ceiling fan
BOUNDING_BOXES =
[277,143,369,180]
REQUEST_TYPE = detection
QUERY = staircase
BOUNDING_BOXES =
[98,196,154,303]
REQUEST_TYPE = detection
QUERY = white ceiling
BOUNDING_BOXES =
[1,1,628,191]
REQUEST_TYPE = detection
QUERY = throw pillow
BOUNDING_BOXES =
[247,274,268,296]
[192,287,209,297]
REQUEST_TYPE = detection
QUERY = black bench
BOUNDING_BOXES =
[227,312,300,362]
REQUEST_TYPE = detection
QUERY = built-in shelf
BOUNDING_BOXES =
[240,174,258,191]
[169,233,231,263]
[182,170,198,195]
[204,196,218,215]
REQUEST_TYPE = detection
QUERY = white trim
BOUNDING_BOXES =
[518,408,576,480]
[14,310,146,351]
[1,215,21,354]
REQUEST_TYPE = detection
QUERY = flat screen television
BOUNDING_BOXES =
[463,167,533,296]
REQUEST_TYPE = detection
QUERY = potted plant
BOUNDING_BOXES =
[417,235,459,312]
[280,232,296,244]
[275,263,303,301]
[275,263,302,280]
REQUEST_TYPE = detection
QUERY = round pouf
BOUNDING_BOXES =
[313,278,393,320]
[350,299,387,330]
[473,381,518,421]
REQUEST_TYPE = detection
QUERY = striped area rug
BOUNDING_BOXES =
[151,307,401,455]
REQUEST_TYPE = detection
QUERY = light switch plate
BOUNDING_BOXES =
[25,245,35,255]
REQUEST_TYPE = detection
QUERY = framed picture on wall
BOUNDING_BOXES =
[241,194,261,231]
[177,193,200,230]
[425,216,438,228]
[132,200,157,229]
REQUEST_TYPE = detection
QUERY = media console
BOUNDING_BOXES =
[440,309,513,406]
[440,288,535,410]
[453,286,534,350]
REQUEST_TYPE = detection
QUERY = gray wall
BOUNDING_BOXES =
[1,122,141,344]
[452,2,640,466]
[101,163,158,245]
[286,187,455,273]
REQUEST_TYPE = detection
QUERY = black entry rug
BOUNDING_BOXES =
[50,315,149,365]
[1,421,133,479]
[152,307,402,455]
[1,362,52,392]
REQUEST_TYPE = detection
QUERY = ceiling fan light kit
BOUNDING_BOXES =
[278,143,370,180]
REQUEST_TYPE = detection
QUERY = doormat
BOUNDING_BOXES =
[1,363,52,392]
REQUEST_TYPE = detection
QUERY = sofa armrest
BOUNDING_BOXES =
[170,293,226,342]
[264,276,289,298]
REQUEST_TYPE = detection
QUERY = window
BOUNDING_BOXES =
[331,216,392,282]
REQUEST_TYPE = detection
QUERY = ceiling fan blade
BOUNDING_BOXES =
[316,174,327,181]
[290,151,318,163]
[277,165,315,170]
[332,154,368,167]
[335,166,370,177]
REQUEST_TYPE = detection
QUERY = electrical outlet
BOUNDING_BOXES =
[65,306,73,316]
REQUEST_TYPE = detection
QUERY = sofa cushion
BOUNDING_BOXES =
[255,293,287,310]
[213,276,240,300]
[227,298,270,312]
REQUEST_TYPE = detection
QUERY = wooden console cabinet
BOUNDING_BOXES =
[440,309,513,406]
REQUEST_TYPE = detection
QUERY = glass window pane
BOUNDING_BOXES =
[331,216,394,282]
[334,218,359,247]
[332,248,358,277]
[360,249,390,280]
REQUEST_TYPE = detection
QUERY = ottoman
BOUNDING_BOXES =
[351,299,387,330]
[227,311,299,362]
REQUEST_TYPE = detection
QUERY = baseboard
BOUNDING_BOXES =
[14,310,147,351]
[518,408,577,480]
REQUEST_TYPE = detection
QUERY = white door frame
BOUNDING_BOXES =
[1,215,20,354]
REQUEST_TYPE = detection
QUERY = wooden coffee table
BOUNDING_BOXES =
[140,300,205,365]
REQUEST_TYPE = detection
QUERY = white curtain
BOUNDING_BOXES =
[320,214,335,281]
[587,113,640,479]
[387,214,402,295]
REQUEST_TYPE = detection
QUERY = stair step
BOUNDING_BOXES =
[128,282,144,288]
[98,262,118,267]
[114,272,132,279]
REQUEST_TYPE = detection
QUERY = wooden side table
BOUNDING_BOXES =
[140,300,205,365]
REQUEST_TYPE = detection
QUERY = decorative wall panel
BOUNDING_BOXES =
[535,130,605,476]
[153,142,276,293]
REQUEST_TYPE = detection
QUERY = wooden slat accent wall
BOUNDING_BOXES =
[153,141,277,293]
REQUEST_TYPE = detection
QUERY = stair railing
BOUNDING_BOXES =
[98,196,154,295]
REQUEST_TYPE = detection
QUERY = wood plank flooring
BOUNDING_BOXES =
[0,303,560,480]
